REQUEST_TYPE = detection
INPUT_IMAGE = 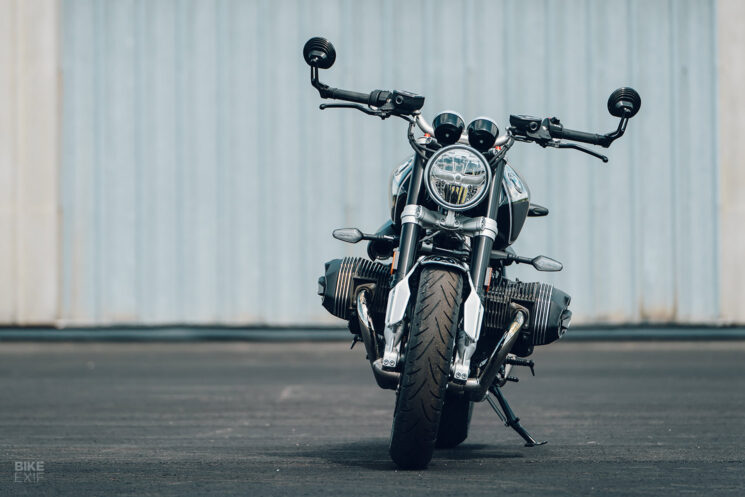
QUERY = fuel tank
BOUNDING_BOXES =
[389,156,530,248]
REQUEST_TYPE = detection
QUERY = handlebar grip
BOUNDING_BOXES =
[327,88,372,105]
[548,123,606,146]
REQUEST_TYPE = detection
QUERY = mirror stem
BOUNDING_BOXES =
[600,117,628,146]
[310,66,331,98]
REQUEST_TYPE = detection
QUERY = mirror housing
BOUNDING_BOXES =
[333,228,363,244]
[607,87,641,118]
[531,255,563,272]
[303,37,336,69]
[528,203,549,217]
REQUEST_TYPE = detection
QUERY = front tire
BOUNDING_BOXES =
[389,267,463,469]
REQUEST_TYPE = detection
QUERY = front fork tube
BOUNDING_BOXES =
[452,233,494,380]
[470,158,505,291]
[393,153,426,285]
[452,237,496,382]
[382,155,425,369]
[454,160,505,380]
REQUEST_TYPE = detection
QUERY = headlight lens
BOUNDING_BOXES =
[424,145,491,211]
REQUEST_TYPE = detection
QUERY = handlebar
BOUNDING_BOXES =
[305,38,637,165]
[310,66,424,117]
[415,115,435,135]
[509,114,626,152]
[320,84,627,158]
[313,73,585,156]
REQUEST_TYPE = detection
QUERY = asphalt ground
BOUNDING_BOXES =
[0,340,743,496]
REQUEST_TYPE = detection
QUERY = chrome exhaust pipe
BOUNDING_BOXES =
[469,309,525,400]
[356,289,379,363]
[371,359,400,389]
[357,289,399,389]
[446,309,526,401]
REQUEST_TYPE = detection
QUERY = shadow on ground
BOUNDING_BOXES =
[288,439,525,471]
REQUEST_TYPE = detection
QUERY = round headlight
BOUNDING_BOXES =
[424,145,491,211]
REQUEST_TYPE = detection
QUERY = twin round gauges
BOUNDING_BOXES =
[425,112,500,212]
[431,111,499,151]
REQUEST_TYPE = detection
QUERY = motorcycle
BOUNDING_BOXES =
[305,37,641,469]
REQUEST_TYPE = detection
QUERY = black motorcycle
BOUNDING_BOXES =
[305,37,640,469]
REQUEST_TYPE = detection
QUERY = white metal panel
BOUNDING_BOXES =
[58,0,722,325]
[717,0,745,324]
[0,0,59,324]
[0,0,18,322]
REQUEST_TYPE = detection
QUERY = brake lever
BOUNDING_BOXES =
[555,142,608,163]
[510,124,609,162]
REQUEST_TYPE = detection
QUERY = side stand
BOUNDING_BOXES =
[486,385,547,447]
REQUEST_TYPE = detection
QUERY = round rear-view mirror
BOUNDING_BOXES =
[303,37,336,69]
[607,87,641,118]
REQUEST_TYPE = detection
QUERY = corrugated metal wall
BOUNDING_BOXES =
[58,0,719,325]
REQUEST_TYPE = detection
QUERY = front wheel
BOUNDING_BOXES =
[389,267,463,469]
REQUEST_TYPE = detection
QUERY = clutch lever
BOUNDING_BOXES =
[555,142,608,163]
[320,102,381,116]
[320,103,402,121]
